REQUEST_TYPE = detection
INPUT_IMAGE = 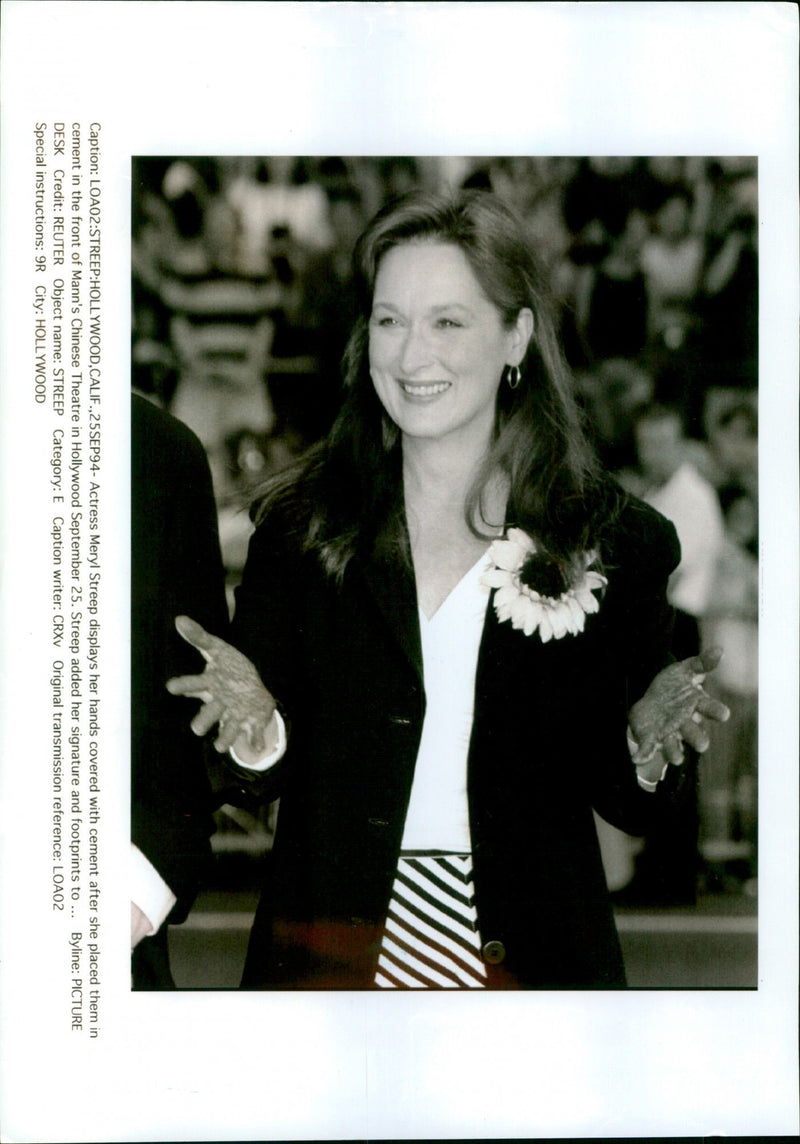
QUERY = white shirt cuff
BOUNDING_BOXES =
[229,708,287,772]
[627,726,669,791]
[131,843,177,936]
[635,765,669,792]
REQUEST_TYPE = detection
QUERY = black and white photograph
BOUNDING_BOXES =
[1,3,797,1141]
[131,153,760,994]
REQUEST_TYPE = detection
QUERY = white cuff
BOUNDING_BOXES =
[229,708,287,772]
[627,726,669,791]
[131,844,177,936]
[636,765,669,792]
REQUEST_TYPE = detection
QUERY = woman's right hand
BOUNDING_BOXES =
[166,615,278,765]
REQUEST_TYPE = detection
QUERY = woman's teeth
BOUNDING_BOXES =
[401,382,450,396]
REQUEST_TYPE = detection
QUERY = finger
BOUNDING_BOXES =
[166,673,213,697]
[663,734,685,767]
[694,694,731,723]
[680,716,710,754]
[631,736,661,766]
[682,646,723,678]
[174,615,224,661]
[628,720,654,763]
[214,717,245,755]
[191,698,225,737]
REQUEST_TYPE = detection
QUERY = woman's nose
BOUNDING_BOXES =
[399,324,433,374]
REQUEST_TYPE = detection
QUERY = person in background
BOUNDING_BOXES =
[627,404,725,657]
[575,357,654,473]
[639,190,704,354]
[167,191,729,990]
[704,401,758,511]
[131,393,228,988]
[697,405,758,891]
[613,403,726,904]
[292,183,366,442]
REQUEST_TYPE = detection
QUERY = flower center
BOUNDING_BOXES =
[518,552,569,598]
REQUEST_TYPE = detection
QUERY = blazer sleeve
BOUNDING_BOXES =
[224,510,310,802]
[582,495,685,835]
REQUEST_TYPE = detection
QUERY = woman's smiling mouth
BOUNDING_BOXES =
[399,380,452,397]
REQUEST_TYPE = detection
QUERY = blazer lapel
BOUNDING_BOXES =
[358,547,423,682]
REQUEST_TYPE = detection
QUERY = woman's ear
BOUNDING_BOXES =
[510,307,535,364]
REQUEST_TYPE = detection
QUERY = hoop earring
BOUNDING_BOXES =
[507,364,522,390]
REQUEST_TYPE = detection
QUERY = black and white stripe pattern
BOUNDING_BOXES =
[375,853,487,988]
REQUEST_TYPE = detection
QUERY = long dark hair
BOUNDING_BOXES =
[256,189,619,583]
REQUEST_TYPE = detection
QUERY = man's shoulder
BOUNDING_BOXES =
[132,393,208,475]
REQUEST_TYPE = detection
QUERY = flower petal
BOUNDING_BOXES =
[495,601,513,622]
[481,568,514,589]
[585,571,608,591]
[506,527,536,554]
[522,600,543,636]
[564,593,586,632]
[489,538,525,572]
[538,611,555,642]
[574,582,601,612]
[547,603,570,640]
[509,592,533,631]
[494,583,521,611]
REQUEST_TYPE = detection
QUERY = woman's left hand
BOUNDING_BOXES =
[628,648,730,781]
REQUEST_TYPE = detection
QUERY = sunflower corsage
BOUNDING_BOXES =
[481,528,607,642]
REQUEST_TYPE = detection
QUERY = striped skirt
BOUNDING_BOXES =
[374,852,487,989]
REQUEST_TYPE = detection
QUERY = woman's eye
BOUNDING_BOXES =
[373,315,398,328]
[436,317,462,329]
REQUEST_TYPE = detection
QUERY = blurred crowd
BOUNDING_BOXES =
[132,154,758,901]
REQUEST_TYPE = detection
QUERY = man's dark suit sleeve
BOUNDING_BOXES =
[131,395,228,923]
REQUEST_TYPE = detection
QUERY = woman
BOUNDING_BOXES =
[168,190,728,990]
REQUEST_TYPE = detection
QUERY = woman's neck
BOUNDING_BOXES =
[401,438,506,619]
[403,438,479,511]
[401,435,507,540]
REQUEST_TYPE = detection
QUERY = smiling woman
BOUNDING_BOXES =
[368,242,532,455]
[167,190,729,990]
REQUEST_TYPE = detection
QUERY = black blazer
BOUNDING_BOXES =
[229,492,681,990]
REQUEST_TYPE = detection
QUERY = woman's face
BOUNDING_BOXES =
[368,241,531,453]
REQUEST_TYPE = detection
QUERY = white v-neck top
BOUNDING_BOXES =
[399,551,493,853]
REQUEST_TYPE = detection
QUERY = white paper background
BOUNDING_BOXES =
[1,2,797,1140]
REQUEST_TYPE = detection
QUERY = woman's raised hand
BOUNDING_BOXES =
[166,615,277,763]
[629,648,730,779]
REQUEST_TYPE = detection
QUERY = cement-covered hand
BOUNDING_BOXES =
[629,647,730,776]
[166,615,277,765]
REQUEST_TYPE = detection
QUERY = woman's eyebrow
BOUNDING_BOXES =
[371,300,475,315]
[428,303,474,316]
